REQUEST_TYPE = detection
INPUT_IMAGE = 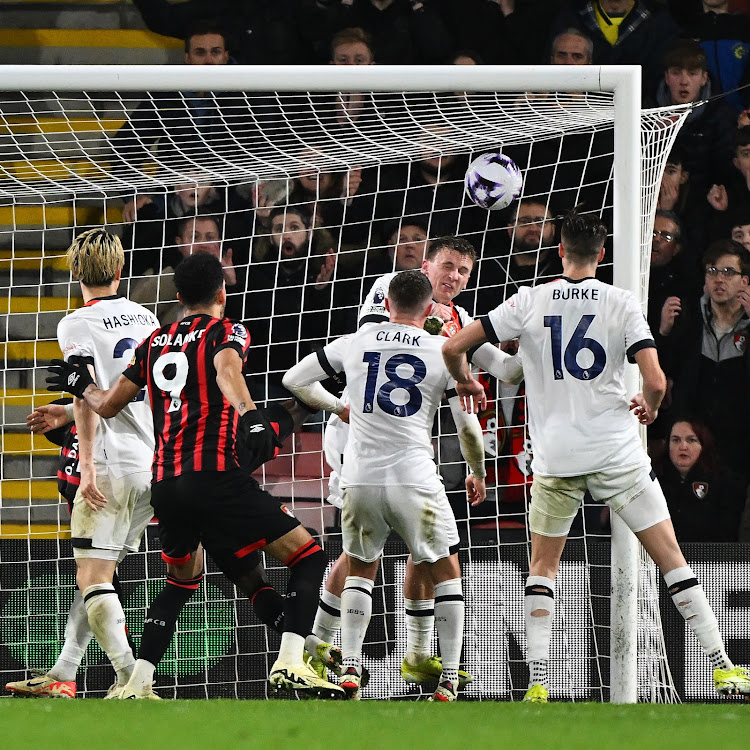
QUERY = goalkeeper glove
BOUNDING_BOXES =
[237,409,284,473]
[46,358,95,398]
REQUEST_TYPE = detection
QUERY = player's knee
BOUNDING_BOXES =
[287,541,328,585]
[232,565,269,598]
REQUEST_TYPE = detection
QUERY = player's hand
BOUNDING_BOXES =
[46,359,94,398]
[658,296,681,336]
[429,302,453,323]
[26,404,70,434]
[466,474,486,506]
[78,465,107,512]
[337,405,350,424]
[707,184,728,212]
[629,393,658,425]
[456,377,487,413]
[237,409,284,473]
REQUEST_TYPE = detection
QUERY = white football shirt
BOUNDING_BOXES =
[483,277,655,477]
[320,321,456,489]
[57,296,159,478]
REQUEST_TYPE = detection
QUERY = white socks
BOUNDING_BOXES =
[433,579,464,683]
[49,591,92,682]
[524,575,555,688]
[82,583,135,684]
[126,658,156,692]
[404,597,434,665]
[341,576,374,671]
[313,589,341,645]
[277,631,306,665]
[664,566,732,670]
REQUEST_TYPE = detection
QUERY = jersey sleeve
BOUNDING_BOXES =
[212,320,251,360]
[623,293,656,363]
[122,335,150,388]
[57,315,95,365]
[481,290,527,344]
[317,336,349,381]
[358,273,393,327]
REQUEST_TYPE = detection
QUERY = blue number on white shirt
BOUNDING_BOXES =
[543,315,606,381]
[362,352,427,417]
[113,337,146,401]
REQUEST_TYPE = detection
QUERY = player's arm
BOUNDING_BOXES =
[447,394,487,506]
[74,379,108,511]
[46,358,141,417]
[441,320,490,412]
[282,347,347,419]
[214,347,258,416]
[629,347,667,425]
[469,342,524,385]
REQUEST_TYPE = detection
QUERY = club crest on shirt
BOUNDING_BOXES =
[734,333,747,353]
[692,481,708,499]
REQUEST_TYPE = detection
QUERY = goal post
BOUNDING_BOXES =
[0,64,690,701]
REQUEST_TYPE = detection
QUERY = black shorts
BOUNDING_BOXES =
[150,470,300,581]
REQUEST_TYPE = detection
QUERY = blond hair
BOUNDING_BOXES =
[66,228,124,286]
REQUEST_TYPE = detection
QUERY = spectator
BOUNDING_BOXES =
[653,39,737,198]
[648,210,699,343]
[661,239,750,480]
[549,0,678,93]
[449,49,483,65]
[245,206,337,398]
[474,198,561,316]
[654,418,747,542]
[130,0,304,64]
[330,25,375,65]
[121,175,230,277]
[707,127,750,239]
[550,28,594,65]
[111,21,260,170]
[365,217,430,276]
[127,214,242,323]
[679,0,750,112]
[730,210,750,250]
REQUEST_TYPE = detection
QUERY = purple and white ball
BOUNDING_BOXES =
[464,152,523,211]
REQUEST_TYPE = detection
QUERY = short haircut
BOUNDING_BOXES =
[174,251,225,307]
[184,20,228,53]
[560,211,607,260]
[387,269,433,314]
[330,27,374,58]
[551,28,593,62]
[269,205,311,228]
[386,216,429,242]
[729,209,750,230]
[176,214,221,242]
[702,238,750,276]
[663,39,707,72]
[66,228,124,286]
[509,197,554,222]
[734,126,750,151]
[654,209,682,241]
[426,235,476,264]
[666,143,686,167]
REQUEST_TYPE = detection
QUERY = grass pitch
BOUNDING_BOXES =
[1,700,747,750]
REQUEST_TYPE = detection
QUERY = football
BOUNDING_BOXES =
[464,152,523,210]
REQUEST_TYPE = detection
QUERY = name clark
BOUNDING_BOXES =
[375,330,421,345]
[552,287,599,301]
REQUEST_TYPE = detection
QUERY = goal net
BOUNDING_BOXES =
[0,65,689,701]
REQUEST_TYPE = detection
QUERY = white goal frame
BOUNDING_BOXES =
[3,63,665,703]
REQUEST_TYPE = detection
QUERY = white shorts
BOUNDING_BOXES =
[341,484,459,565]
[71,469,153,561]
[324,415,347,509]
[529,464,670,538]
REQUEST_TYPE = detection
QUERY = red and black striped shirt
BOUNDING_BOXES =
[124,314,251,482]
